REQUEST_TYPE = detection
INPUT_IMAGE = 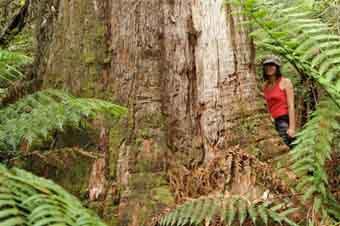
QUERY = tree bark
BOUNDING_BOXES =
[31,0,288,225]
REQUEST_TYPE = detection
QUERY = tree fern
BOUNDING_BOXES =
[290,98,340,220]
[159,194,299,226]
[233,0,340,106]
[0,89,127,155]
[227,0,340,223]
[0,163,107,226]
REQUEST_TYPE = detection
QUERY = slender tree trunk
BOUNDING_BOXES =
[31,0,287,225]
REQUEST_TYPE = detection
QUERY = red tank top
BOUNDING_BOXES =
[263,77,288,119]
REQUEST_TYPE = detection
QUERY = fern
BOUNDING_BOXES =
[290,97,340,220]
[0,48,31,88]
[0,89,127,155]
[0,163,107,226]
[237,0,340,107]
[159,194,299,226]
[227,0,340,223]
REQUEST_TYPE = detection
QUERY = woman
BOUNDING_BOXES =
[262,56,296,149]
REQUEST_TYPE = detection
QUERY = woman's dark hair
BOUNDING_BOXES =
[262,63,282,81]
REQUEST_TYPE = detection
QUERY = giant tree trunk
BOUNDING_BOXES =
[31,0,287,225]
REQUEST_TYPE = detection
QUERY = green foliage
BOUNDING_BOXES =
[313,0,340,32]
[0,47,126,158]
[160,195,299,226]
[291,98,340,220]
[227,0,340,224]
[0,32,123,226]
[0,48,32,88]
[0,89,127,155]
[0,163,107,226]
[233,0,340,106]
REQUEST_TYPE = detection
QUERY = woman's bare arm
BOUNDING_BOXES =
[284,78,296,137]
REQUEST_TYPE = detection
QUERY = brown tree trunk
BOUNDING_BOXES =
[31,0,287,225]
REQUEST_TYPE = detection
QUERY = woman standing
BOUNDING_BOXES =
[263,56,296,149]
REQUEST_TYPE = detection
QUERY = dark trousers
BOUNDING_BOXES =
[274,114,296,149]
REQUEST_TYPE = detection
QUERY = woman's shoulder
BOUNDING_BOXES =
[280,76,293,89]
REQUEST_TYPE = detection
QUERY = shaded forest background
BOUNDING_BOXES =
[0,0,339,226]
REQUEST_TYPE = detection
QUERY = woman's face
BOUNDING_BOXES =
[264,63,277,76]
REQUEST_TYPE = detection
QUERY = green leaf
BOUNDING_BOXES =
[32,216,71,226]
[282,218,300,226]
[245,0,255,8]
[190,198,205,225]
[248,204,257,225]
[196,198,213,224]
[296,176,314,191]
[0,217,25,226]
[302,185,317,201]
[270,203,286,212]
[226,198,236,226]
[0,89,127,154]
[176,203,192,226]
[271,31,287,39]
[205,198,219,224]
[279,208,299,218]
[170,209,179,226]
[238,199,247,226]
[313,196,322,212]
[253,9,267,18]
[0,164,107,226]
[0,199,17,207]
[258,202,269,225]
[0,208,20,219]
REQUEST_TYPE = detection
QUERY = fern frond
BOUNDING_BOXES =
[0,89,127,154]
[0,49,31,87]
[0,164,107,226]
[319,58,340,75]
[290,97,340,209]
[159,194,299,226]
[311,49,340,68]
[295,35,340,53]
[255,2,340,104]
[296,26,330,39]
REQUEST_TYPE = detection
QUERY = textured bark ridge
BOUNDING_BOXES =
[31,0,288,225]
[32,0,110,97]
